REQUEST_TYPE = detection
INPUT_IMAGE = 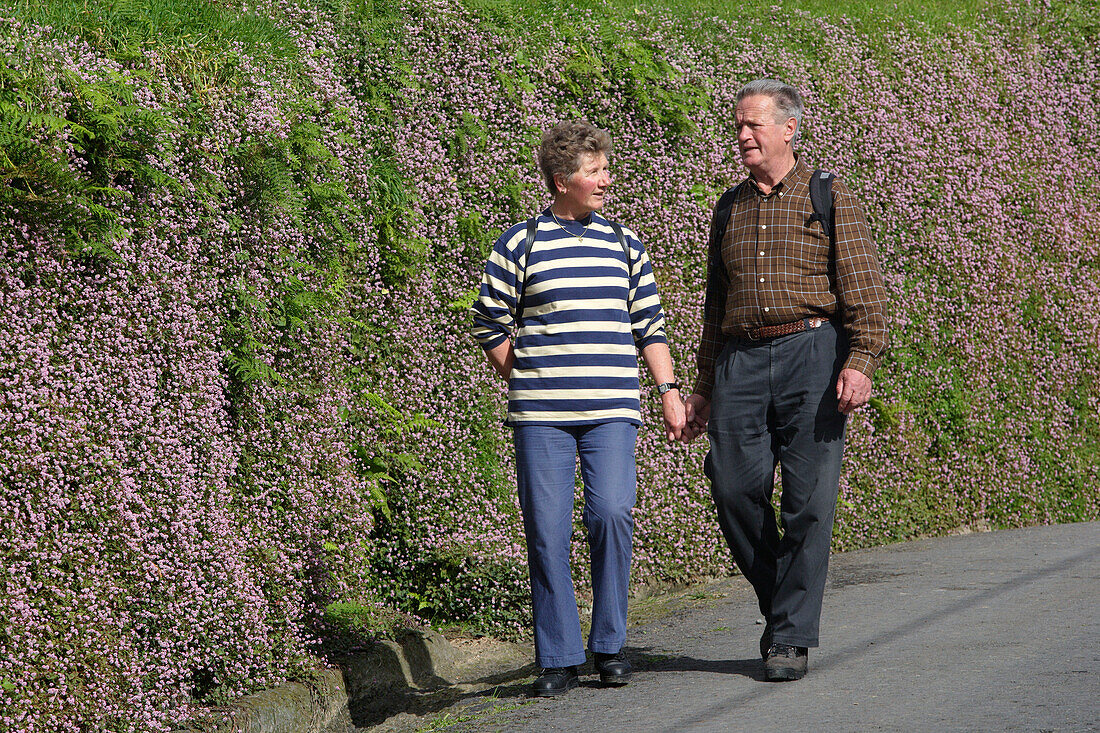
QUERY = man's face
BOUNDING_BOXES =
[735,95,796,171]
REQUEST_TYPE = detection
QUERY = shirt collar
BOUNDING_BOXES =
[748,153,811,197]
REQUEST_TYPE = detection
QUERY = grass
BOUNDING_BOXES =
[463,0,989,32]
[414,695,530,732]
[12,0,1096,81]
[4,0,297,52]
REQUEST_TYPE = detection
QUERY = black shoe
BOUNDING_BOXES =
[759,621,773,661]
[531,666,579,697]
[764,643,808,681]
[593,651,632,685]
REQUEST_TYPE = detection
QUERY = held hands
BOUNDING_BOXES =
[663,369,868,446]
[681,393,710,443]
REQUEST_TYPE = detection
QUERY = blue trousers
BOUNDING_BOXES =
[513,422,638,668]
[705,320,848,648]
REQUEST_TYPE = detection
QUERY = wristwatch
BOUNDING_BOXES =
[656,381,680,396]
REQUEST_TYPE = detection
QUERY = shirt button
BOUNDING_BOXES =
[759,251,765,256]
[764,307,770,312]
[761,224,767,229]
[778,191,783,196]
[759,277,765,282]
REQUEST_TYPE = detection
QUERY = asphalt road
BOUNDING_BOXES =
[433,522,1099,733]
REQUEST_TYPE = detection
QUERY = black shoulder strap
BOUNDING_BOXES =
[809,169,836,242]
[608,220,633,309]
[608,220,629,267]
[525,216,538,252]
[516,216,538,323]
[704,181,744,308]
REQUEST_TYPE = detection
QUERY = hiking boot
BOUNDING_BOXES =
[531,666,579,697]
[759,621,773,661]
[594,651,632,685]
[764,643,808,681]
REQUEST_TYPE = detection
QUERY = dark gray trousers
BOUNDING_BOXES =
[705,320,848,648]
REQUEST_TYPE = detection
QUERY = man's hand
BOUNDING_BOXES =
[682,393,711,442]
[836,368,872,414]
[661,390,686,442]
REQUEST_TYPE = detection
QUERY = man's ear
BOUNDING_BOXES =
[783,117,798,144]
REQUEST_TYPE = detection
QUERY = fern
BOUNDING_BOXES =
[1,57,185,261]
[362,393,441,438]
[345,394,438,522]
[225,351,287,386]
[446,287,480,313]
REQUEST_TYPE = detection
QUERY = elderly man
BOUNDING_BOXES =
[684,79,888,681]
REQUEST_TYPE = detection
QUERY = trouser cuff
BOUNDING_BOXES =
[536,651,588,668]
[588,641,623,655]
[771,634,819,649]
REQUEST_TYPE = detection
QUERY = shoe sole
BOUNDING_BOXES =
[599,673,632,686]
[531,678,579,697]
[765,667,806,682]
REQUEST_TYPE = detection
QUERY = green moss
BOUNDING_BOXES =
[323,601,400,636]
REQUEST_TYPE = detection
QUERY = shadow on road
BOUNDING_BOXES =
[659,541,1100,733]
[630,646,766,681]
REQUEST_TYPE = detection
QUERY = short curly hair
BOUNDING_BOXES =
[537,121,612,195]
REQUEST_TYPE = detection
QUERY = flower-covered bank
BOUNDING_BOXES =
[1,0,1097,729]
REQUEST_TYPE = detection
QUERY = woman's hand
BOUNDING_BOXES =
[661,390,686,442]
[640,342,686,442]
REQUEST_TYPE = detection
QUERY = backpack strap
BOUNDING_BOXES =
[608,220,630,267]
[809,169,836,242]
[608,220,633,308]
[515,216,539,324]
[703,181,745,319]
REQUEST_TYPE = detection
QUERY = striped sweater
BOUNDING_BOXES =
[471,208,668,426]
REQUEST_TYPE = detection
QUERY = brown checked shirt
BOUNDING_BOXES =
[695,155,889,399]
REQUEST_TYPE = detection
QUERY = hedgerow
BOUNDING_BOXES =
[1,0,1097,729]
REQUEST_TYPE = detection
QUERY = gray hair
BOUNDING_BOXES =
[538,121,612,195]
[736,78,804,136]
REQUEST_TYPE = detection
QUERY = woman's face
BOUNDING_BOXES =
[554,152,611,216]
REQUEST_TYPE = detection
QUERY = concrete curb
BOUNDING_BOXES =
[174,629,470,733]
[175,581,719,732]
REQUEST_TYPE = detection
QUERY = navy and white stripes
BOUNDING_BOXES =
[471,208,667,426]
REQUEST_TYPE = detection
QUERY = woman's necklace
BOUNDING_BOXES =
[550,209,589,242]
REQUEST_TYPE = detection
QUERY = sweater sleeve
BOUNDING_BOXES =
[470,223,527,350]
[623,227,668,349]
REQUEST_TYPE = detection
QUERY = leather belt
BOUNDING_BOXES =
[745,317,828,341]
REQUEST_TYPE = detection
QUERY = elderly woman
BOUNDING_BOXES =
[471,121,685,696]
